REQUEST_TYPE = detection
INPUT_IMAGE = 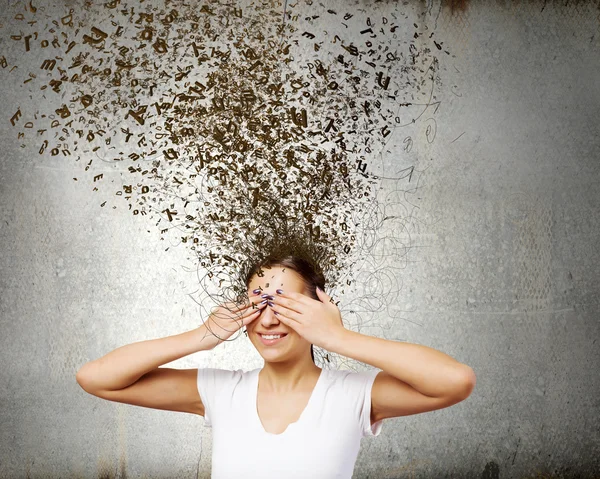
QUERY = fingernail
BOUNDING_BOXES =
[316,286,322,292]
[276,289,284,294]
[273,311,279,315]
[252,288,261,295]
[261,294,274,299]
[267,301,274,307]
[260,299,268,304]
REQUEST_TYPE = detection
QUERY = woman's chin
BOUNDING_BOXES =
[257,345,291,359]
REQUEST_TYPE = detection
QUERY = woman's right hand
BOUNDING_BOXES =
[203,293,266,349]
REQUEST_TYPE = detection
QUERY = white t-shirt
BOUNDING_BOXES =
[196,367,383,479]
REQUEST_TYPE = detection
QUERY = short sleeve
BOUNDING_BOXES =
[196,368,217,427]
[358,369,384,437]
[196,368,242,428]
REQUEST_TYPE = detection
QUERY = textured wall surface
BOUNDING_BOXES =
[0,0,598,478]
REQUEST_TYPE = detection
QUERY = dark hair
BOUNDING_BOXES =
[244,255,326,363]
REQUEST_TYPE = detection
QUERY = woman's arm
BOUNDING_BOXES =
[76,297,265,392]
[74,300,265,415]
[326,331,476,421]
[74,326,218,416]
[75,324,219,392]
[325,330,475,399]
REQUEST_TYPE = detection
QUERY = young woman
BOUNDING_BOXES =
[76,255,476,478]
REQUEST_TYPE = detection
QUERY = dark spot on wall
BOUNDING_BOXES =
[442,0,470,15]
[481,461,500,479]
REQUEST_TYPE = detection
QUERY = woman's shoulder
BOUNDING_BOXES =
[324,367,380,391]
[196,367,258,385]
[197,366,259,377]
[326,367,378,378]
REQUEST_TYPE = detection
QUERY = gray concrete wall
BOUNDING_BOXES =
[0,0,598,477]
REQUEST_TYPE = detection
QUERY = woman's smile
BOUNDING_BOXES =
[258,333,288,346]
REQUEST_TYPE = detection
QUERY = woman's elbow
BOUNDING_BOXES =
[460,366,476,398]
[75,364,94,391]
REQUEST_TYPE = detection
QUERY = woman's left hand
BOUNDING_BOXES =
[268,287,347,350]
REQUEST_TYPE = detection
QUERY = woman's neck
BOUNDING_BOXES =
[259,357,321,394]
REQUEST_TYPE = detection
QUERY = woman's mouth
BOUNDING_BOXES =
[258,333,288,346]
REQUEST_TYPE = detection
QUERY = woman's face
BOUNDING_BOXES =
[246,265,312,362]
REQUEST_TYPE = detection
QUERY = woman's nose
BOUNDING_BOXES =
[259,305,280,325]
